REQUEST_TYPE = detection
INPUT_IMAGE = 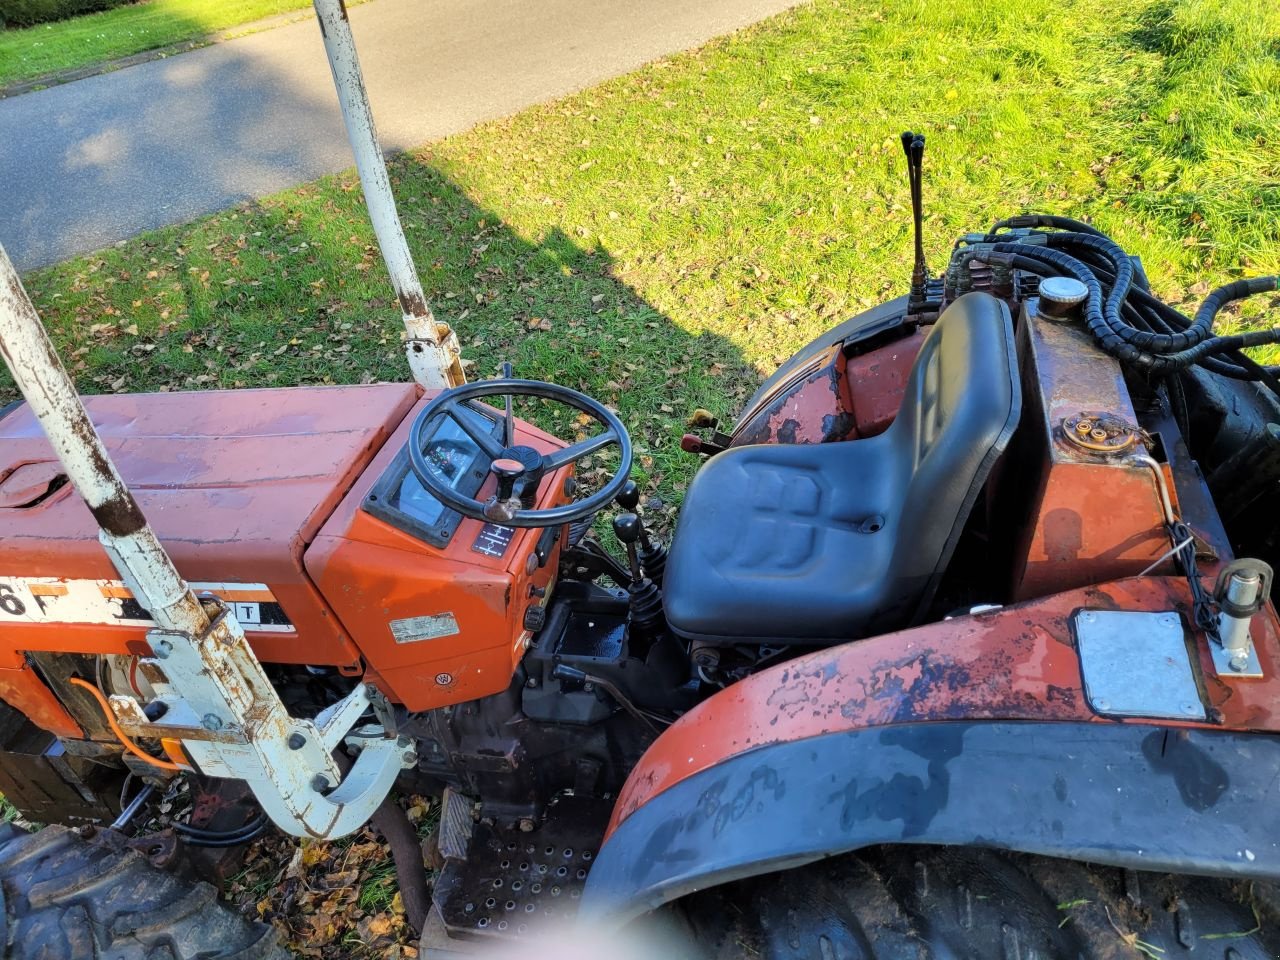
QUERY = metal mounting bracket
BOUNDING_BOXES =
[120,604,414,839]
[1209,635,1263,678]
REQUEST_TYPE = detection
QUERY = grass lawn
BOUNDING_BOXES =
[1,0,1277,951]
[11,0,1277,518]
[0,0,315,87]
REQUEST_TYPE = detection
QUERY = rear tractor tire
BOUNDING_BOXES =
[0,823,288,959]
[678,846,1280,959]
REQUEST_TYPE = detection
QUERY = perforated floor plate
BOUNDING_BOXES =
[433,794,611,940]
[1074,609,1206,721]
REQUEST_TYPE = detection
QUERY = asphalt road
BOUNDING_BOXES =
[0,0,802,272]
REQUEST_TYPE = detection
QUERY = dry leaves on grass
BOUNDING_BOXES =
[227,795,437,959]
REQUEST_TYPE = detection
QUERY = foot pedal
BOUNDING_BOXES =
[437,787,474,862]
[432,794,611,940]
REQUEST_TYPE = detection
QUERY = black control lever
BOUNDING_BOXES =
[485,457,526,522]
[500,361,515,448]
[900,130,928,312]
[615,480,668,585]
[612,513,666,640]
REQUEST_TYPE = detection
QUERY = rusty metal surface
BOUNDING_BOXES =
[606,577,1280,835]
[845,328,926,437]
[0,461,67,509]
[0,383,419,670]
[731,344,853,446]
[730,332,925,448]
[1009,311,1173,599]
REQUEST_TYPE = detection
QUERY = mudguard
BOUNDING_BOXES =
[581,578,1280,926]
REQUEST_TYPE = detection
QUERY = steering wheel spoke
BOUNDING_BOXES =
[543,429,619,471]
[445,404,505,460]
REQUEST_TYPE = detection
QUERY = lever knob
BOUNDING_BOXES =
[616,480,640,511]
[612,512,641,545]
[490,457,525,500]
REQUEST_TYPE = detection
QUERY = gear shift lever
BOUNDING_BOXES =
[615,481,668,585]
[613,513,665,641]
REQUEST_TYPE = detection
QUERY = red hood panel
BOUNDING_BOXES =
[0,383,419,668]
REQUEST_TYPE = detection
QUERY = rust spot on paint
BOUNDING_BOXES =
[397,288,430,319]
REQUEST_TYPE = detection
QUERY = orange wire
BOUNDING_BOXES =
[68,677,183,772]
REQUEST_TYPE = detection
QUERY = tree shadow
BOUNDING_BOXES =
[5,147,761,513]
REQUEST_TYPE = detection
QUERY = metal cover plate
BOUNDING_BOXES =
[1074,610,1206,721]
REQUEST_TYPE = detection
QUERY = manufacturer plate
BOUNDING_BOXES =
[389,612,460,644]
[1074,609,1205,721]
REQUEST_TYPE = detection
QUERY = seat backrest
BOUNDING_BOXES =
[876,292,1021,627]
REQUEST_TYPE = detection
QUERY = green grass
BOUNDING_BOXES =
[7,0,1280,508]
[0,0,314,87]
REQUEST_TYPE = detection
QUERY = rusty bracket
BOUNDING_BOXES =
[126,599,414,839]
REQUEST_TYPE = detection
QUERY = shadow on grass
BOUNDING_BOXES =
[10,151,762,510]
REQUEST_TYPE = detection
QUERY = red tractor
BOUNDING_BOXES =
[0,7,1278,957]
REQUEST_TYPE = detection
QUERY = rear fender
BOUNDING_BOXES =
[582,720,1280,925]
[581,578,1280,925]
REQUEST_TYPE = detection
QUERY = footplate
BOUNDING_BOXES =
[433,794,611,940]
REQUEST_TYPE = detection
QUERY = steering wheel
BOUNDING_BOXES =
[407,378,632,528]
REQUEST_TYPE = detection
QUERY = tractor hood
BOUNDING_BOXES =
[0,383,419,669]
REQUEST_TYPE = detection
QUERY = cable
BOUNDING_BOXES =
[174,813,269,847]
[68,677,182,773]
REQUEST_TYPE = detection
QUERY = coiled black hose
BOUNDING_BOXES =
[979,222,1278,393]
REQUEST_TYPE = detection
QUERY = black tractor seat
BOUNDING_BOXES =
[663,292,1022,646]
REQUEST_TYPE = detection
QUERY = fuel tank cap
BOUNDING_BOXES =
[1037,276,1089,319]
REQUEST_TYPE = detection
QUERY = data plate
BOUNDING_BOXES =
[1074,610,1206,721]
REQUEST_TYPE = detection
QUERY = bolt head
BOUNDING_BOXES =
[518,818,535,833]
[152,640,172,660]
[1230,654,1250,672]
[287,732,306,750]
[200,713,223,731]
[311,773,331,793]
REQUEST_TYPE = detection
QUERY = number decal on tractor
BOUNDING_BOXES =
[0,582,30,618]
[0,577,293,632]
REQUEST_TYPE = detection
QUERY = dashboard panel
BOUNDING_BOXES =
[361,403,503,547]
[305,391,573,711]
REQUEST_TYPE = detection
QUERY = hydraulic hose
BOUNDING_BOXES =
[173,813,270,848]
[985,238,1279,382]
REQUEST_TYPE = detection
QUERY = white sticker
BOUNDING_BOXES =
[389,613,461,644]
[233,602,261,625]
[0,577,293,632]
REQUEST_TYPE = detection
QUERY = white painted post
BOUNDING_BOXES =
[312,0,465,390]
[0,244,211,637]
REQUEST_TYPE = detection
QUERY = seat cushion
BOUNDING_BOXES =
[664,292,1020,646]
[662,436,901,644]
